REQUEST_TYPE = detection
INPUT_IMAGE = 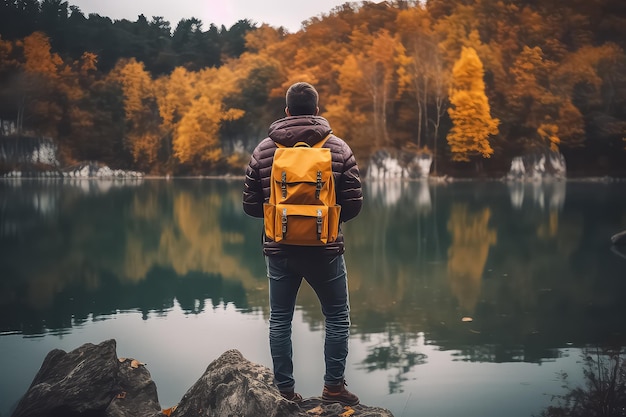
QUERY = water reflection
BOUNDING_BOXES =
[367,179,432,212]
[507,180,566,211]
[358,332,429,394]
[345,180,626,364]
[1,179,626,391]
[446,204,497,315]
[0,179,268,336]
[538,347,626,417]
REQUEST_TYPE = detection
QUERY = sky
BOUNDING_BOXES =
[68,0,353,33]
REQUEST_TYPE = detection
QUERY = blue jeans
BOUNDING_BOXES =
[266,253,351,391]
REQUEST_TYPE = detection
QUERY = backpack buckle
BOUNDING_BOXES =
[281,208,288,236]
[315,171,322,199]
[281,172,287,199]
[316,209,322,239]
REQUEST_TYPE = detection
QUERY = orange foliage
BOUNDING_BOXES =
[2,0,624,173]
[447,46,499,161]
[21,32,62,78]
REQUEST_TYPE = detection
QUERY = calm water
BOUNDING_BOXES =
[1,178,625,417]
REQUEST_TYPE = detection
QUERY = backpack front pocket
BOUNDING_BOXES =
[274,204,331,245]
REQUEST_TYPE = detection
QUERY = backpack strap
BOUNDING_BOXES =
[312,134,332,148]
[274,134,332,149]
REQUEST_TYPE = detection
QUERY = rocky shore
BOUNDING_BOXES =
[2,161,143,179]
[11,339,394,417]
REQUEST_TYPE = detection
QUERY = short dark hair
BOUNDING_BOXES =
[286,82,319,116]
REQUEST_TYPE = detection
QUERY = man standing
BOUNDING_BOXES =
[242,82,363,405]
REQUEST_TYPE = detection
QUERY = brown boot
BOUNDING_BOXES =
[322,380,360,406]
[280,390,303,403]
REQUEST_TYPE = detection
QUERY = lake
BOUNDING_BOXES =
[1,178,625,417]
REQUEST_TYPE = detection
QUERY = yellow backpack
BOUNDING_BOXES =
[263,136,341,245]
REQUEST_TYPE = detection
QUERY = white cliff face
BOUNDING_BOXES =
[506,151,566,181]
[368,155,408,179]
[416,154,433,179]
[30,142,58,165]
[366,150,432,180]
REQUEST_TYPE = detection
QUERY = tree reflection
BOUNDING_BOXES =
[0,180,267,335]
[538,347,626,417]
[359,332,428,394]
[2,179,626,378]
[446,204,497,314]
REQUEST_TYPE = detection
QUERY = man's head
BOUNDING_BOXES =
[285,82,319,116]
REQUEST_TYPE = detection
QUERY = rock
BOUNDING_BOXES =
[12,341,394,417]
[11,339,161,417]
[106,357,162,417]
[506,150,566,181]
[170,349,395,417]
[367,148,432,180]
[171,349,299,417]
[60,161,144,179]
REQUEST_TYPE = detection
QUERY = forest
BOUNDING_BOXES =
[0,0,625,177]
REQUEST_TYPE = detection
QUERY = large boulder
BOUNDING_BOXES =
[12,341,395,417]
[11,339,161,417]
[171,349,299,417]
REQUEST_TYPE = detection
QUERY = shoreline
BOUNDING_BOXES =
[3,173,626,182]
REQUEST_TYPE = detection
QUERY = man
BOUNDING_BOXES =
[242,82,363,405]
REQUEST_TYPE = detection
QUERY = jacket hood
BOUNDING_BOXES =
[268,116,332,147]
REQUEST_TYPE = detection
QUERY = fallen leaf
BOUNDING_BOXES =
[162,405,178,416]
[340,407,355,417]
[306,405,324,415]
[130,359,145,368]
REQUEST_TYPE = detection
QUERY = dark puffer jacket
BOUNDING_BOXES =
[243,115,363,256]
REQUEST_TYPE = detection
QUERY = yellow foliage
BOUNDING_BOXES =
[323,94,368,140]
[537,123,560,152]
[115,59,154,121]
[107,59,163,165]
[244,24,285,54]
[155,67,196,131]
[447,205,497,313]
[174,96,222,163]
[336,54,364,97]
[166,62,246,164]
[447,46,499,161]
[129,131,161,165]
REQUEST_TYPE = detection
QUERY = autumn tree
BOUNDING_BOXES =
[108,58,162,170]
[220,51,283,153]
[329,28,405,157]
[447,46,499,162]
[168,64,244,167]
[1,0,625,175]
[67,63,129,166]
[396,5,448,167]
[15,31,65,136]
